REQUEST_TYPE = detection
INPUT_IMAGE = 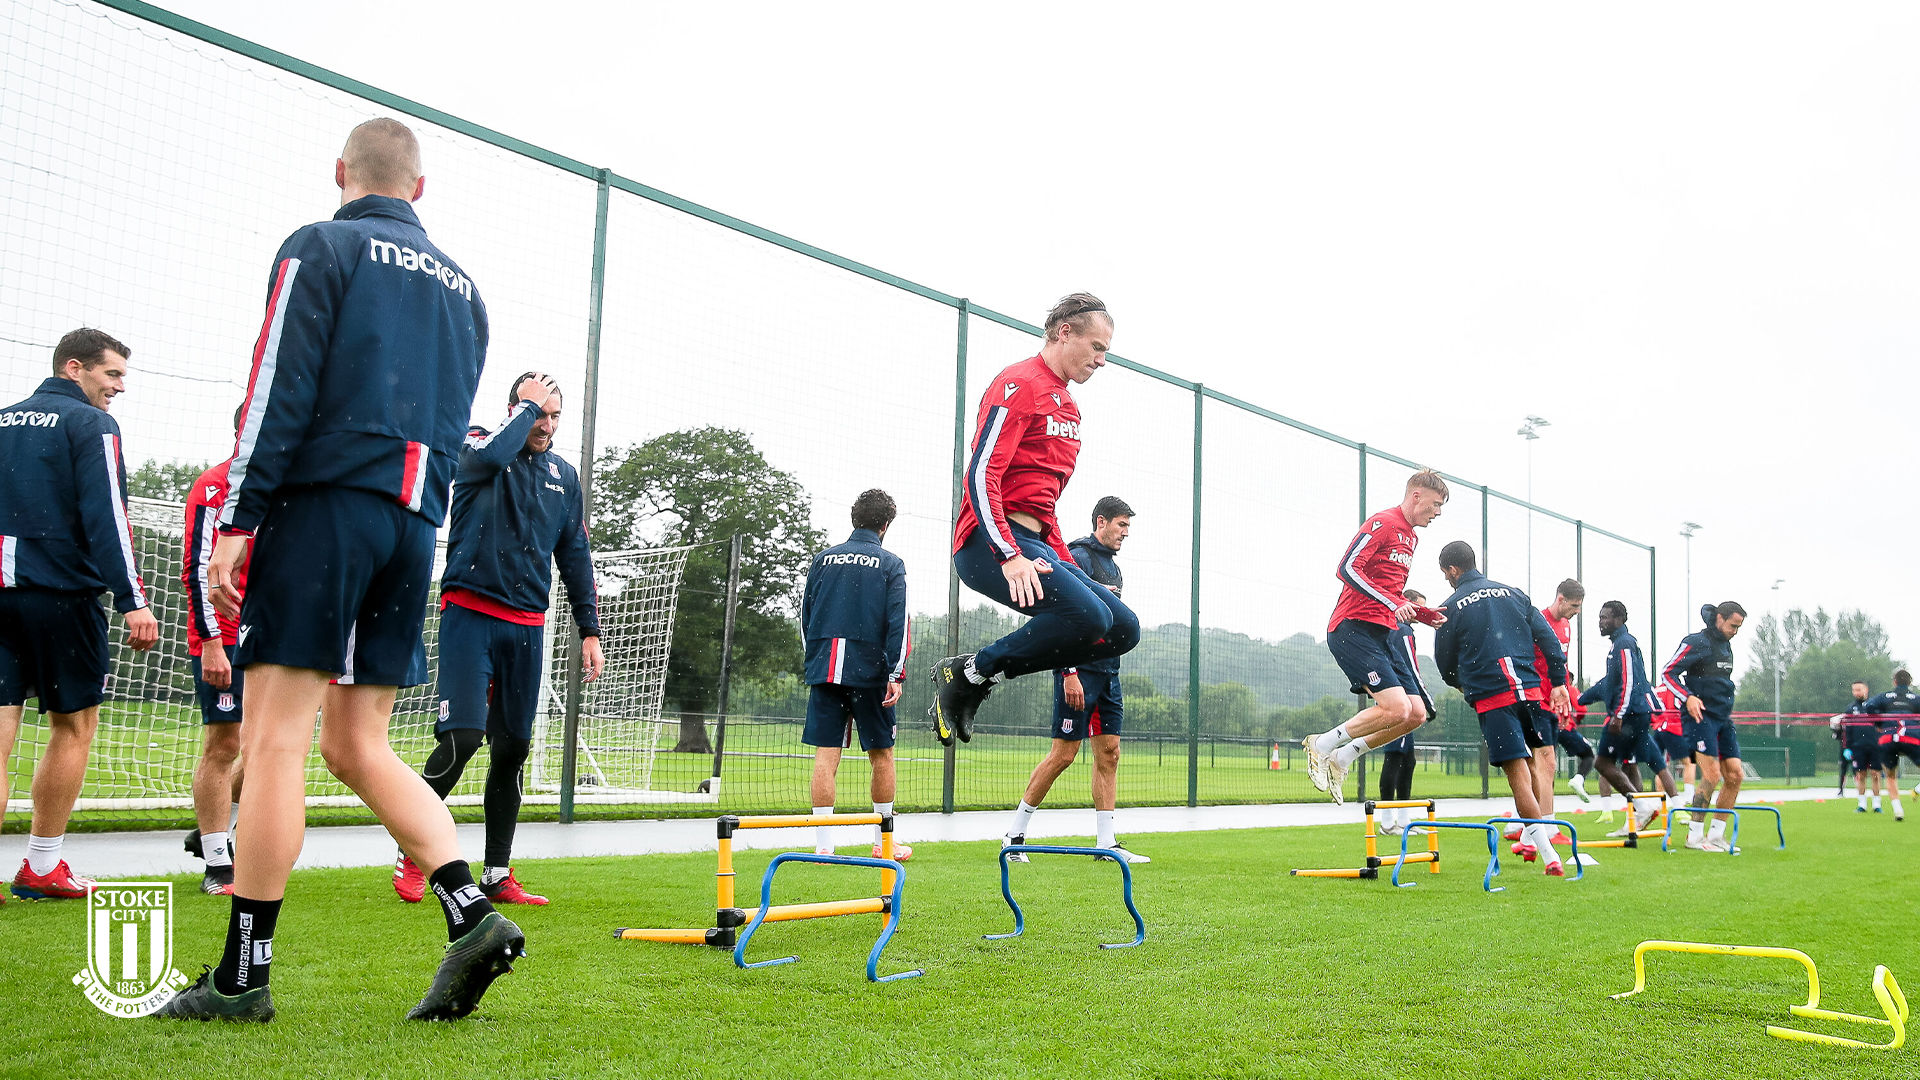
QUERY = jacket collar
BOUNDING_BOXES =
[1452,568,1487,590]
[849,528,884,546]
[35,377,94,407]
[1073,533,1118,557]
[335,194,423,229]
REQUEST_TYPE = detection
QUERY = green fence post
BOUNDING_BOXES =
[1649,545,1658,679]
[1188,385,1204,807]
[1574,521,1585,685]
[1480,485,1490,575]
[560,167,610,825]
[944,300,968,815]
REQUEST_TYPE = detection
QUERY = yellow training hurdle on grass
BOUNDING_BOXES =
[1290,800,1440,880]
[1582,791,1669,850]
[1612,940,1909,1050]
[616,813,899,948]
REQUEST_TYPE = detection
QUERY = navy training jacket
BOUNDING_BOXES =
[1659,604,1737,723]
[439,401,598,635]
[1065,533,1124,675]
[222,195,489,534]
[0,377,149,612]
[802,529,909,687]
[1867,685,1920,738]
[1598,626,1656,721]
[1433,569,1565,711]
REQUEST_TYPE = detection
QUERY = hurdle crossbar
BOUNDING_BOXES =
[1289,799,1440,880]
[1391,821,1501,892]
[734,852,922,983]
[1584,792,1672,849]
[984,845,1145,949]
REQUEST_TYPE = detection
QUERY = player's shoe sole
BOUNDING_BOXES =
[1511,843,1538,863]
[407,912,525,1021]
[153,969,274,1022]
[1302,736,1329,791]
[1001,834,1029,864]
[1324,755,1348,806]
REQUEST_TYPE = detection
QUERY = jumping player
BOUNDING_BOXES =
[391,372,602,907]
[1002,496,1149,863]
[1586,601,1675,837]
[182,404,252,896]
[1661,601,1748,852]
[1303,470,1450,805]
[1869,669,1920,821]
[1830,681,1879,812]
[0,329,159,900]
[931,294,1140,756]
[1432,541,1571,874]
[1377,589,1436,835]
[801,490,912,861]
[161,120,517,1023]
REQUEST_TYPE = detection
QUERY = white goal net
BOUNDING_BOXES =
[2,496,700,818]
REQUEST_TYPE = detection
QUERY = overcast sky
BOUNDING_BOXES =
[29,0,1920,683]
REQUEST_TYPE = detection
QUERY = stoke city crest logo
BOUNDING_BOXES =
[72,882,189,1017]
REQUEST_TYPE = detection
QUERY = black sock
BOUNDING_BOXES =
[429,860,496,941]
[483,735,531,869]
[213,895,281,995]
[422,729,484,800]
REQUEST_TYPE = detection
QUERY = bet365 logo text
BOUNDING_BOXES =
[71,883,189,1017]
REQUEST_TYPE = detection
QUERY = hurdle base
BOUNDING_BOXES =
[616,927,734,947]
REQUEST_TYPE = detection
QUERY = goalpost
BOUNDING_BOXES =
[1,496,705,818]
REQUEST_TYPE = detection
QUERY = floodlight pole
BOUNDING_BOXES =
[1771,577,1785,736]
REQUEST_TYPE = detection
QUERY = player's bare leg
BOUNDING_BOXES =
[0,706,20,811]
[233,666,329,900]
[316,684,463,874]
[1086,732,1143,860]
[1499,757,1564,872]
[1307,688,1416,795]
[1686,752,1721,849]
[1531,744,1557,821]
[865,748,905,857]
[28,706,99,838]
[809,746,842,808]
[1884,765,1906,820]
[1021,738,1082,806]
[1701,755,1743,850]
[192,722,244,893]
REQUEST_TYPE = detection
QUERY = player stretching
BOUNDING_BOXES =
[1661,601,1747,852]
[391,372,602,907]
[1303,470,1449,805]
[1002,497,1150,863]
[1830,681,1879,812]
[1376,589,1436,835]
[1585,601,1675,837]
[801,490,912,861]
[931,295,1140,755]
[1432,542,1571,874]
[161,120,516,1023]
[181,405,252,896]
[0,329,159,900]
[1869,669,1920,821]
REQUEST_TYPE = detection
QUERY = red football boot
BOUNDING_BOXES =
[481,869,549,906]
[12,859,92,900]
[392,854,426,903]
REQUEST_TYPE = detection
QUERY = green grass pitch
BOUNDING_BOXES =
[1,802,1911,1079]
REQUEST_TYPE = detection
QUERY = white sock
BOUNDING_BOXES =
[25,834,61,876]
[872,801,893,845]
[1313,724,1352,755]
[1007,800,1037,839]
[1688,818,1705,840]
[1859,794,1870,809]
[1096,810,1116,848]
[1894,799,1905,817]
[1873,795,1882,810]
[1708,819,1726,841]
[813,805,834,851]
[203,831,233,869]
[963,657,1004,685]
[1526,823,1559,862]
[482,865,510,886]
[1332,736,1372,767]
[229,801,241,830]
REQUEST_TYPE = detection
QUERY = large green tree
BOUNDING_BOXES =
[1736,607,1901,714]
[592,427,825,753]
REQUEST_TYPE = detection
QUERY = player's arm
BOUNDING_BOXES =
[185,491,233,684]
[70,419,155,652]
[962,391,1051,605]
[1658,641,1700,720]
[882,561,909,708]
[1433,619,1460,689]
[1577,677,1609,707]
[1526,606,1570,712]
[552,475,601,681]
[459,391,547,478]
[1334,529,1412,622]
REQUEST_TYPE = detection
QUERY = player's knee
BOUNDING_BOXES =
[488,734,532,776]
[1381,696,1413,725]
[1103,605,1141,654]
[424,728,484,781]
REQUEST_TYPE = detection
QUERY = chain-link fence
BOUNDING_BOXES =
[3,0,1656,828]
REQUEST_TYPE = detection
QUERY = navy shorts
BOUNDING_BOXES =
[1880,738,1920,769]
[0,589,109,714]
[803,683,896,751]
[1328,620,1423,699]
[1655,729,1691,765]
[1524,702,1559,749]
[434,602,544,742]
[1598,714,1665,772]
[1053,668,1123,740]
[954,522,1139,680]
[1687,714,1741,761]
[1846,735,1885,771]
[190,654,244,725]
[1478,703,1541,765]
[234,486,433,687]
[1556,725,1594,758]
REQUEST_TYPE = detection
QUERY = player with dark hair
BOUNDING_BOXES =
[931,294,1140,753]
[181,403,253,896]
[1869,669,1920,821]
[1583,601,1675,837]
[1502,577,1584,837]
[1661,600,1748,852]
[1432,541,1571,874]
[1830,681,1879,812]
[161,119,517,1023]
[1002,496,1149,863]
[1376,589,1435,836]
[0,328,158,901]
[389,371,601,907]
[802,489,912,860]
[1303,470,1449,805]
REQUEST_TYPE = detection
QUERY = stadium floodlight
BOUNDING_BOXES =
[1680,521,1703,615]
[1517,416,1549,596]
[1772,578,1787,735]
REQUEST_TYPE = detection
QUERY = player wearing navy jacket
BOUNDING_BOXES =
[932,295,1139,747]
[1868,669,1920,820]
[1002,497,1150,864]
[1660,600,1747,852]
[1586,601,1677,838]
[802,491,911,860]
[163,121,516,1024]
[390,373,602,907]
[1432,541,1571,874]
[1830,682,1879,811]
[1303,470,1450,806]
[0,329,158,902]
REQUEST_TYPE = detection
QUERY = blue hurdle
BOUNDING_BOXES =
[1485,817,1584,881]
[1392,822,1502,892]
[1662,803,1785,852]
[733,852,923,982]
[984,845,1145,949]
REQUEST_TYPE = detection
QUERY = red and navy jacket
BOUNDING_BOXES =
[1432,569,1565,713]
[803,528,909,688]
[952,355,1082,564]
[221,195,489,535]
[1659,604,1737,723]
[1868,685,1920,744]
[1531,607,1576,701]
[181,459,251,656]
[1597,625,1655,721]
[1835,695,1876,742]
[438,402,597,636]
[1328,506,1417,634]
[0,376,148,612]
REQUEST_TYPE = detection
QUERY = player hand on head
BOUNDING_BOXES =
[514,373,559,408]
[201,640,233,688]
[123,606,159,651]
[580,635,604,682]
[208,534,249,621]
[1001,554,1052,608]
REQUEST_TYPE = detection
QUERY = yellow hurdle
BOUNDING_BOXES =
[1290,800,1440,880]
[1612,940,1909,1050]
[1584,792,1670,850]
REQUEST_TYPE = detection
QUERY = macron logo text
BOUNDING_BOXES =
[0,410,60,428]
[368,239,474,300]
[822,553,881,568]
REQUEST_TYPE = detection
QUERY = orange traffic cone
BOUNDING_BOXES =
[1269,742,1282,770]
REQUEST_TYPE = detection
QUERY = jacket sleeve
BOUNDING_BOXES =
[1659,640,1695,703]
[222,226,347,534]
[960,391,1030,563]
[72,418,148,613]
[883,559,910,683]
[1578,676,1610,707]
[1528,606,1568,688]
[553,476,599,638]
[800,559,820,647]
[458,402,540,479]
[1605,643,1631,720]
[1334,525,1401,613]
[1434,617,1460,689]
[185,492,223,641]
